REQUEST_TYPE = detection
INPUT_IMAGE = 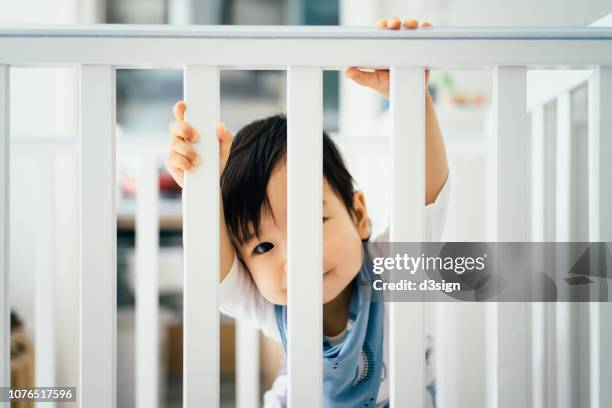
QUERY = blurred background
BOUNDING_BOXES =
[4,0,612,407]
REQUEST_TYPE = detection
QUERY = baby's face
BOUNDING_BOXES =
[235,163,369,305]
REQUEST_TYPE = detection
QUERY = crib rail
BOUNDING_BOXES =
[1,25,612,68]
[1,25,612,408]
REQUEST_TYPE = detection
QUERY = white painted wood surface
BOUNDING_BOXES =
[286,66,323,408]
[1,27,612,69]
[0,64,9,408]
[236,321,260,408]
[389,67,426,407]
[588,67,612,245]
[588,66,612,408]
[135,155,160,408]
[79,64,117,408]
[530,106,546,242]
[35,157,56,408]
[492,67,529,408]
[529,106,547,408]
[555,92,572,242]
[531,302,546,408]
[555,302,572,408]
[182,66,220,408]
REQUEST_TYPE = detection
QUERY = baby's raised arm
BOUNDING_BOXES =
[345,17,449,204]
[165,101,235,282]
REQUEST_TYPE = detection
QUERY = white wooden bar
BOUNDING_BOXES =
[531,302,546,408]
[1,27,612,69]
[135,155,160,408]
[588,66,612,408]
[485,303,498,408]
[0,64,9,407]
[182,66,220,408]
[530,106,546,242]
[53,152,81,407]
[79,65,117,408]
[35,157,57,408]
[236,321,260,408]
[389,67,426,407]
[588,67,612,246]
[555,92,572,241]
[287,66,323,408]
[555,302,572,408]
[492,66,529,408]
[529,106,548,408]
[553,90,575,408]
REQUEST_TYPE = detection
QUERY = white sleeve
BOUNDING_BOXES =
[219,255,281,342]
[374,172,451,243]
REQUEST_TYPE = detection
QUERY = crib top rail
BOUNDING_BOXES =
[0,25,611,68]
[1,24,612,39]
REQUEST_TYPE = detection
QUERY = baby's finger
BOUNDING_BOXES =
[386,17,401,29]
[168,120,199,143]
[217,123,233,167]
[165,156,184,188]
[173,171,184,188]
[402,19,419,29]
[167,152,195,173]
[173,101,186,121]
[171,136,200,164]
[376,19,387,28]
[345,68,383,89]
[164,162,185,188]
[216,122,233,143]
[421,21,432,28]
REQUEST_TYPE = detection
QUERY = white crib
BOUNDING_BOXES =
[1,24,611,408]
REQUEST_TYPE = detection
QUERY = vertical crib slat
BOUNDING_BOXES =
[555,92,572,241]
[554,91,573,408]
[492,66,529,408]
[287,66,323,408]
[531,302,546,408]
[588,66,612,249]
[530,106,545,242]
[389,67,426,407]
[79,65,117,408]
[35,157,57,403]
[135,155,160,408]
[0,65,9,404]
[588,66,612,408]
[182,66,220,408]
[529,106,547,408]
[236,321,260,408]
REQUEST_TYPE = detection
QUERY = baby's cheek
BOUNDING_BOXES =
[324,225,363,277]
[247,263,285,304]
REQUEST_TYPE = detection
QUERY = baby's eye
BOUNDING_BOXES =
[323,217,330,223]
[253,242,274,255]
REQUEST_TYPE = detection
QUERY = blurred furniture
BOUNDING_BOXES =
[10,312,34,408]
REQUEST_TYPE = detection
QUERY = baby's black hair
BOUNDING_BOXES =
[221,113,359,246]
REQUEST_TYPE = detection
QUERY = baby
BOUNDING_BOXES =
[165,17,449,408]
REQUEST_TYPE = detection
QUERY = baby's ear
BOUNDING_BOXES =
[352,191,370,239]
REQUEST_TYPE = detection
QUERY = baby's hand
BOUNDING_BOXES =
[165,101,233,188]
[344,17,431,98]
